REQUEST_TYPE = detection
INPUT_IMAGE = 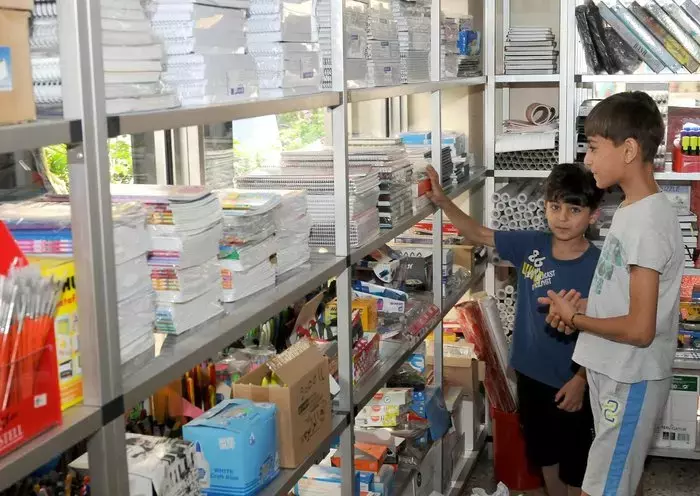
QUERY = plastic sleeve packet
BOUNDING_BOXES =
[586,1,620,74]
[596,0,665,73]
[642,0,700,66]
[612,1,682,72]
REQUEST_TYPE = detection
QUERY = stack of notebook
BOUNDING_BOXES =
[246,0,320,97]
[365,0,402,86]
[236,164,380,247]
[110,185,224,335]
[217,190,280,302]
[393,0,430,83]
[148,0,259,106]
[273,190,312,275]
[30,0,61,116]
[503,26,558,75]
[317,0,369,89]
[348,138,414,230]
[102,0,179,113]
[0,200,155,364]
[203,137,236,190]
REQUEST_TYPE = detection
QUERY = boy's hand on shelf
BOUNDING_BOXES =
[555,373,586,412]
[425,166,449,206]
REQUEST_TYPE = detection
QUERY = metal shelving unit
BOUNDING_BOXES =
[0,0,493,491]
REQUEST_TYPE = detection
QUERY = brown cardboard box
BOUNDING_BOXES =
[233,342,332,468]
[0,8,35,125]
[0,0,32,10]
[426,343,485,394]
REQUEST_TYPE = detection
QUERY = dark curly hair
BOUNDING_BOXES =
[544,163,604,210]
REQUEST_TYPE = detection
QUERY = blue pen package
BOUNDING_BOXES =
[183,399,279,495]
[351,280,408,302]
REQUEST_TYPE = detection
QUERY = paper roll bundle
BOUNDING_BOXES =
[491,180,546,232]
[456,301,517,412]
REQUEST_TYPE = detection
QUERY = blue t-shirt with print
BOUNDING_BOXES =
[494,230,600,389]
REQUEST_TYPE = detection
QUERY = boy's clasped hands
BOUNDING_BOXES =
[538,289,585,335]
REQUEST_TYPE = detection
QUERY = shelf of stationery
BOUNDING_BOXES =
[350,168,487,264]
[494,74,560,84]
[259,414,349,496]
[576,74,700,84]
[350,263,486,413]
[347,77,487,103]
[121,254,346,408]
[0,78,490,155]
[0,405,102,492]
[493,170,700,181]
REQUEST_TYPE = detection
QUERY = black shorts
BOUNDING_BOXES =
[516,371,595,488]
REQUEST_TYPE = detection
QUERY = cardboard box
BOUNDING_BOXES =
[0,0,32,9]
[654,375,699,450]
[426,343,484,394]
[233,340,332,468]
[325,297,378,332]
[331,443,387,472]
[0,8,35,126]
[28,257,83,411]
[368,387,412,406]
[183,399,279,495]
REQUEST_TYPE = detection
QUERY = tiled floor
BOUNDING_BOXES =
[462,452,700,496]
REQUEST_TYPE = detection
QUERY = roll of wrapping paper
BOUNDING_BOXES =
[478,296,518,402]
[0,267,61,411]
[456,301,517,412]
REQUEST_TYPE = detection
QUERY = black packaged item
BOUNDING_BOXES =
[576,4,603,74]
[603,24,643,74]
[585,1,619,74]
[405,255,433,292]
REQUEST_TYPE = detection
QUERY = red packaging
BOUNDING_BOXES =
[353,332,380,385]
[0,331,62,456]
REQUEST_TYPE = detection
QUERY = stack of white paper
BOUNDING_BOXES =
[102,0,179,114]
[365,0,401,87]
[247,0,320,96]
[392,0,430,83]
[441,15,459,78]
[148,1,259,106]
[217,190,280,301]
[203,138,236,189]
[273,189,311,275]
[110,185,224,335]
[316,0,368,88]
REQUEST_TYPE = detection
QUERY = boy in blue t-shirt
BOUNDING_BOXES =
[426,163,604,496]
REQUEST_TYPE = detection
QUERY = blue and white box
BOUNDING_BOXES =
[183,399,279,496]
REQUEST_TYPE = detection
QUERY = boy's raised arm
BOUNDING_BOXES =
[425,166,495,248]
[544,266,659,347]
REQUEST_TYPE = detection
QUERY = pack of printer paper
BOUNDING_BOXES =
[183,399,279,495]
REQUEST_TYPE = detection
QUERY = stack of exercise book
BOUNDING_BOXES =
[503,26,558,75]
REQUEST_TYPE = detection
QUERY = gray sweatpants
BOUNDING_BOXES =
[582,370,671,496]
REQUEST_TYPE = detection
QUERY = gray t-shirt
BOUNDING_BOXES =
[573,192,684,383]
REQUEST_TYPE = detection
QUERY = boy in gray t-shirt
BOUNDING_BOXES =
[540,92,684,496]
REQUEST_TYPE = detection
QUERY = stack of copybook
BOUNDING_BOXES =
[0,199,155,364]
[503,26,559,75]
[110,185,224,335]
[217,190,279,302]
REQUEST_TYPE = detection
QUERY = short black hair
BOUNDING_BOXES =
[545,163,604,210]
[584,91,664,163]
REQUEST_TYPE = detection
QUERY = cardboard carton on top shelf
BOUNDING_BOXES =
[0,0,32,10]
[0,7,35,126]
[233,340,332,468]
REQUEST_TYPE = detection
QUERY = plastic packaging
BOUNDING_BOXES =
[585,1,619,74]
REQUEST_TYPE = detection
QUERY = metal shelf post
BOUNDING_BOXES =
[63,0,129,491]
[329,0,355,493]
